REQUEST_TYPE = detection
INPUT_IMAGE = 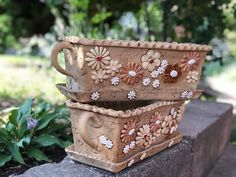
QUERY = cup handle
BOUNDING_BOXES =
[77,112,102,152]
[51,41,76,79]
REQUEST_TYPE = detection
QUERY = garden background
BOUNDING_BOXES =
[0,0,236,176]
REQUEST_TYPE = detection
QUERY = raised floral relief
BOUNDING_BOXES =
[181,90,193,99]
[136,124,152,148]
[111,76,119,85]
[91,69,109,84]
[121,120,137,143]
[128,90,136,100]
[187,71,199,84]
[150,112,163,133]
[106,60,122,76]
[85,46,111,70]
[150,60,168,78]
[180,52,200,72]
[141,50,161,71]
[120,62,143,85]
[99,135,113,149]
[142,78,151,86]
[91,92,100,101]
[162,64,182,83]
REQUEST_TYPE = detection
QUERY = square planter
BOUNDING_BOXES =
[65,100,185,172]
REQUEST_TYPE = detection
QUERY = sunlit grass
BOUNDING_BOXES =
[0,55,66,105]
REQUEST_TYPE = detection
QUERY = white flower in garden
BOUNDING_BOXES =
[111,77,119,85]
[142,78,151,86]
[91,92,100,101]
[152,80,160,88]
[128,90,136,100]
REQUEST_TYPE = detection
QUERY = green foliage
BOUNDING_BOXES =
[0,99,72,167]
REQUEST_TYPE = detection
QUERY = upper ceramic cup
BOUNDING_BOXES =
[51,36,211,102]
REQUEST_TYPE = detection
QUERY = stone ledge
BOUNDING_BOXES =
[13,100,233,177]
[207,144,236,177]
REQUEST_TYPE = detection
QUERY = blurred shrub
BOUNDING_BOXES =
[0,99,72,167]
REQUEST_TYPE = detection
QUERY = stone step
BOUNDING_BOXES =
[12,100,233,177]
[207,144,236,177]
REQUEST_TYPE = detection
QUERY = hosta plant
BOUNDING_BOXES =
[0,99,72,167]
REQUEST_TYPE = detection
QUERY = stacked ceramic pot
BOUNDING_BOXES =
[51,36,211,172]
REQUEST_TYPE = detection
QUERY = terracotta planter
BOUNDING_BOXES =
[65,100,185,172]
[51,36,211,102]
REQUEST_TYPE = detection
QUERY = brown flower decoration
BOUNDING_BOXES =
[150,112,163,133]
[121,120,137,143]
[162,64,182,83]
[180,52,200,72]
[120,62,143,85]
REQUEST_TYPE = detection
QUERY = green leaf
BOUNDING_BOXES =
[17,99,33,123]
[27,148,49,162]
[33,134,69,148]
[0,153,12,167]
[9,109,18,126]
[8,143,25,165]
[15,135,31,147]
[36,113,57,130]
[91,12,112,24]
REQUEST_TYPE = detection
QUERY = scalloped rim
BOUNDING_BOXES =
[58,36,212,51]
[66,100,185,118]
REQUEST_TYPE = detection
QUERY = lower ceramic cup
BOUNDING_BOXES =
[65,100,185,172]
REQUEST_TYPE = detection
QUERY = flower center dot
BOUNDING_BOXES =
[149,59,154,63]
[188,59,195,65]
[128,70,137,77]
[143,134,148,140]
[96,56,103,61]
[128,129,135,135]
[170,70,178,77]
[155,120,160,125]
[111,66,116,71]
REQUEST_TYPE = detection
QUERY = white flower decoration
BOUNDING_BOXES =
[129,141,136,149]
[142,78,151,86]
[181,91,193,99]
[85,46,111,70]
[128,159,135,167]
[99,135,113,149]
[170,108,177,118]
[150,60,168,78]
[140,152,147,160]
[105,140,113,149]
[152,80,160,88]
[123,145,130,154]
[106,60,122,76]
[111,77,119,85]
[128,90,136,100]
[91,92,100,101]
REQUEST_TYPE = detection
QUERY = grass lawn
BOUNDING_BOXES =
[0,55,66,108]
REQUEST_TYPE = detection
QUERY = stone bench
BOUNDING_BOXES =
[13,100,233,177]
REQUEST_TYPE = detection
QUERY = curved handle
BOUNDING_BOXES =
[77,112,102,152]
[51,41,76,78]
